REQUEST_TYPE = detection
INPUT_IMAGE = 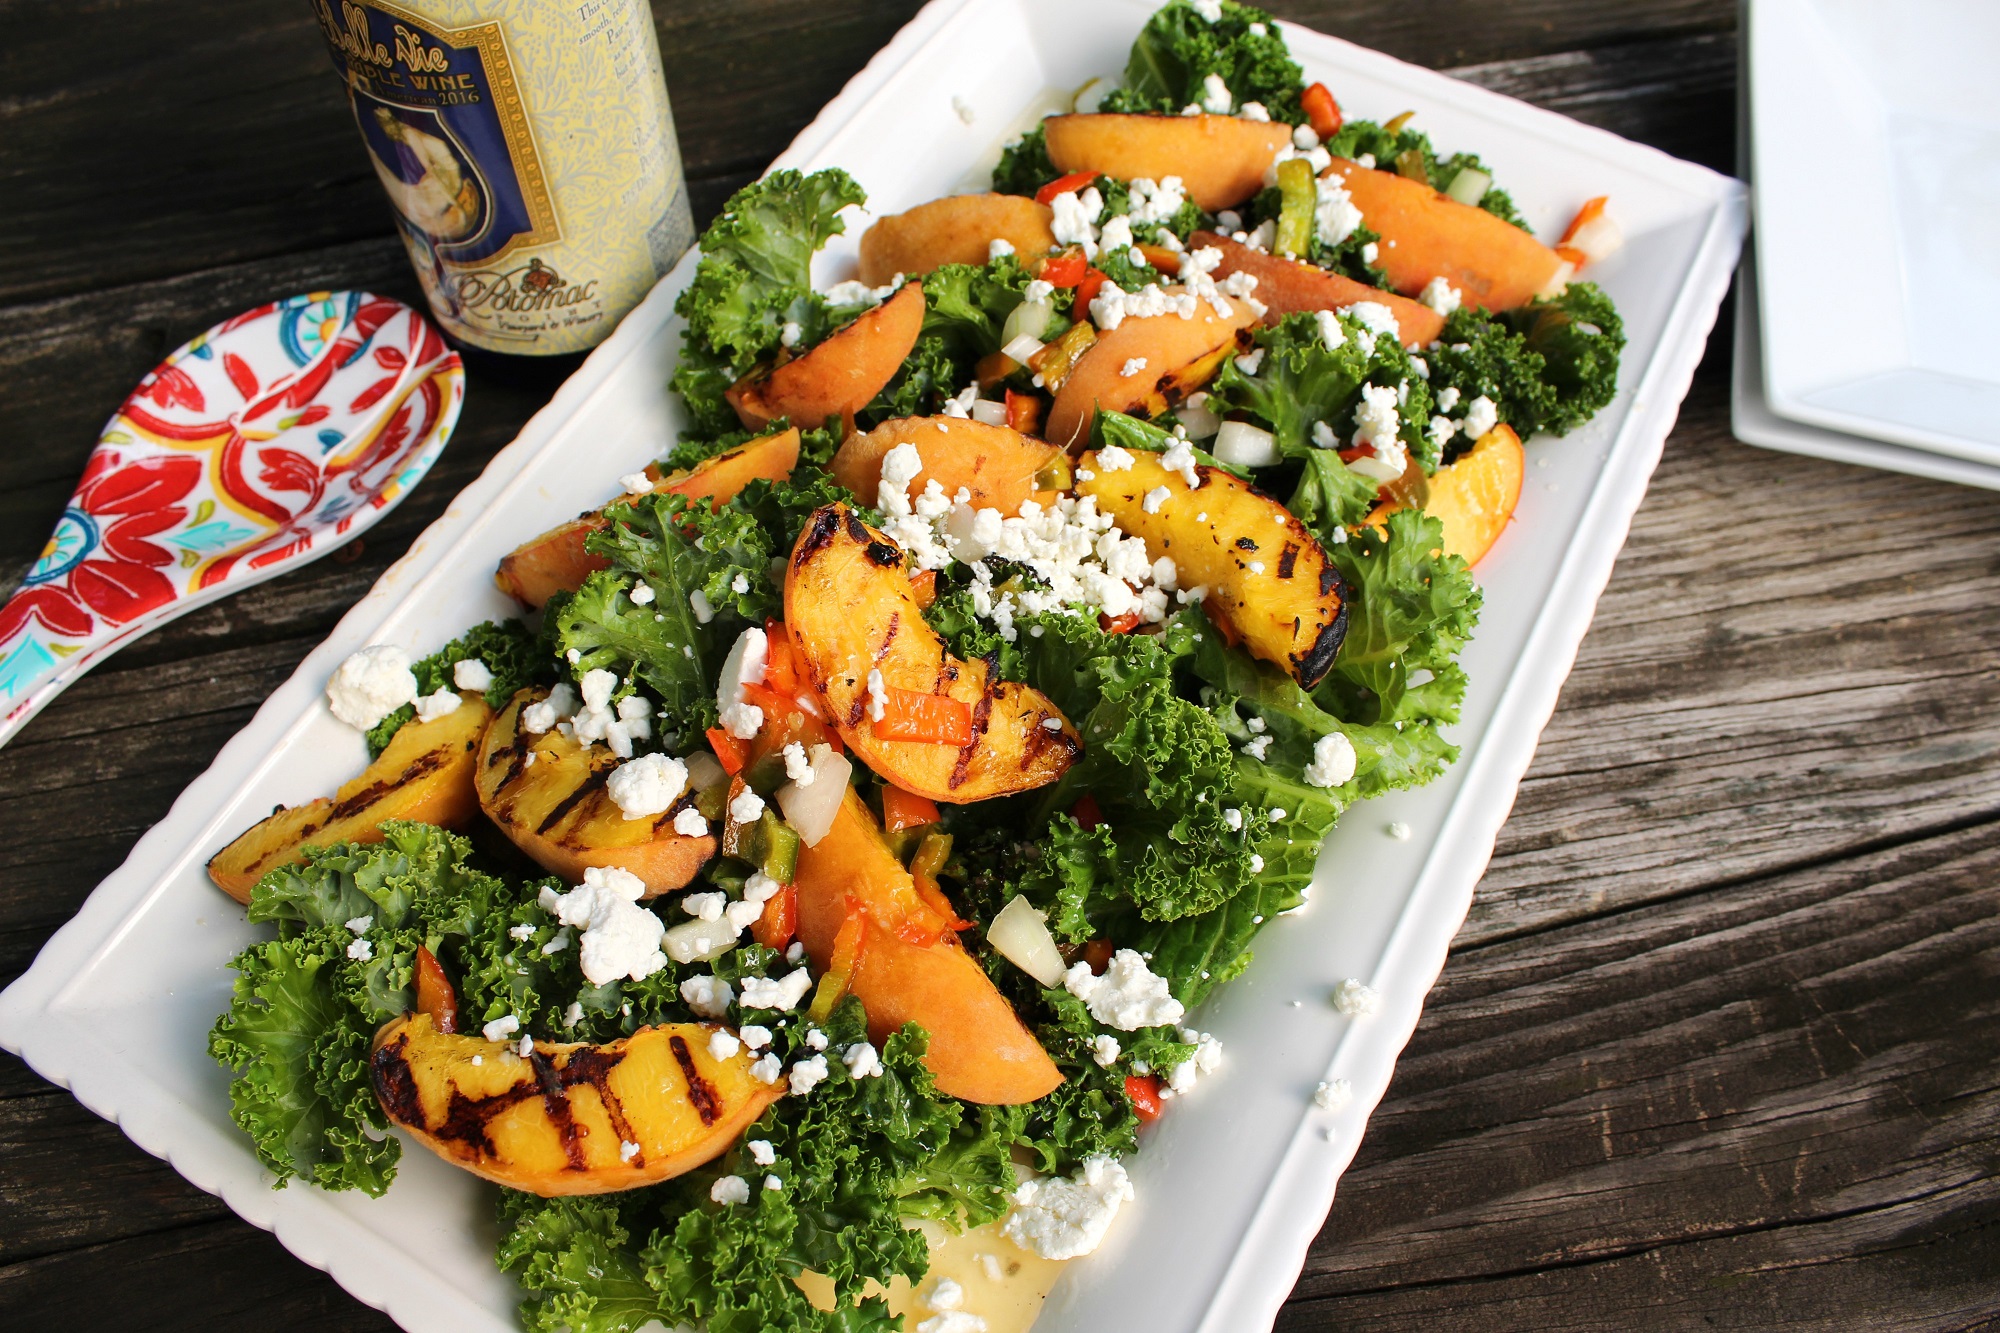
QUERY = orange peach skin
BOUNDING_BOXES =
[831,417,1062,515]
[859,195,1058,285]
[1365,423,1524,566]
[371,1014,782,1195]
[794,788,1063,1104]
[1191,231,1445,346]
[495,428,801,609]
[1046,300,1258,449]
[1325,159,1564,311]
[1044,113,1291,211]
[728,283,926,430]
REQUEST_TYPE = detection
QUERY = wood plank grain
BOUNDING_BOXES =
[1285,819,2000,1322]
[0,1219,396,1331]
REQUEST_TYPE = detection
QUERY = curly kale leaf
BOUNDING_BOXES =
[1207,310,1437,466]
[1427,282,1624,442]
[209,823,512,1195]
[553,493,779,735]
[365,619,553,756]
[920,255,1046,358]
[1103,0,1304,125]
[500,1003,1010,1333]
[671,169,866,432]
[860,332,962,425]
[993,124,1060,197]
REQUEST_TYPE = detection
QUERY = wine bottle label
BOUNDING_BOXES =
[314,0,693,356]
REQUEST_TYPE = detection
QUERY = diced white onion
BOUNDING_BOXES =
[971,397,1010,427]
[1176,398,1222,440]
[1567,213,1624,264]
[1002,297,1054,347]
[988,895,1067,986]
[1211,420,1279,468]
[777,745,850,846]
[1535,259,1576,301]
[684,750,727,795]
[1073,76,1116,115]
[1444,167,1491,207]
[1001,333,1047,367]
[1346,451,1404,483]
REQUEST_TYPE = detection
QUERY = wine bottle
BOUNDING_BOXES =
[312,0,694,378]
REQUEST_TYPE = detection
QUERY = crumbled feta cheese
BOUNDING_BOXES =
[1120,357,1149,379]
[1305,732,1357,788]
[1249,853,1265,873]
[1234,346,1266,375]
[805,1028,829,1050]
[452,658,494,692]
[765,1174,784,1191]
[326,645,418,730]
[1063,949,1184,1030]
[1333,978,1381,1016]
[562,1001,584,1028]
[606,751,689,820]
[1200,73,1232,114]
[673,807,709,837]
[1166,1029,1223,1094]
[780,321,802,348]
[617,471,654,495]
[1003,1156,1134,1260]
[346,936,373,961]
[925,1277,967,1313]
[1356,152,1376,169]
[749,1053,783,1084]
[1049,187,1104,257]
[1293,123,1321,150]
[521,682,577,734]
[1223,807,1243,831]
[509,922,535,941]
[711,1175,750,1206]
[630,582,656,606]
[682,891,725,922]
[344,915,372,935]
[1096,445,1135,472]
[1124,176,1188,227]
[788,1054,830,1095]
[708,1029,741,1060]
[843,1041,884,1079]
[729,787,767,825]
[539,868,668,985]
[1090,1034,1122,1067]
[739,969,814,1011]
[1435,385,1461,414]
[1241,733,1274,760]
[681,973,734,1019]
[716,626,769,739]
[1190,0,1222,19]
[740,1025,772,1050]
[988,237,1015,260]
[483,1014,519,1042]
[1314,173,1363,247]
[542,928,572,955]
[748,1138,776,1166]
[1315,1077,1353,1111]
[1418,277,1462,316]
[782,741,814,785]
[866,667,888,723]
[1461,394,1498,441]
[918,1315,987,1333]
[1238,100,1269,122]
[1141,485,1172,514]
[1387,820,1413,841]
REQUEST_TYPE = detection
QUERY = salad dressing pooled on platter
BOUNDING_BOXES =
[796,1218,1069,1332]
[312,0,694,365]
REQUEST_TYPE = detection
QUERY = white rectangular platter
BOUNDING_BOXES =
[0,2,1746,1330]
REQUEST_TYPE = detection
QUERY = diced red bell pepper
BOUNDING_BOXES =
[1302,82,1342,140]
[882,784,942,832]
[1038,248,1089,288]
[706,727,748,775]
[1559,196,1609,247]
[1005,389,1044,436]
[1073,267,1110,313]
[1098,610,1142,635]
[1126,1074,1165,1122]
[1034,170,1098,205]
[414,945,458,1034]
[873,689,975,746]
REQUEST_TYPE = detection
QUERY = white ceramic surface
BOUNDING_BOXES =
[1734,243,2000,491]
[1750,0,2000,464]
[0,2,1747,1330]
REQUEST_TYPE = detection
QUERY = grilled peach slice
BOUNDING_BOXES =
[495,428,801,610]
[475,688,715,895]
[1191,231,1445,346]
[1077,449,1348,687]
[785,505,1080,803]
[371,1013,781,1196]
[1324,159,1564,312]
[1046,300,1257,449]
[831,417,1062,515]
[1365,424,1524,566]
[794,787,1062,1104]
[208,693,491,903]
[859,194,1058,285]
[1043,113,1290,211]
[728,283,926,430]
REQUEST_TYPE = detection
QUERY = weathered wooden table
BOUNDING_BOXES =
[4,2,1995,1327]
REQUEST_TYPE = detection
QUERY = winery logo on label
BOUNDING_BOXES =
[315,0,580,344]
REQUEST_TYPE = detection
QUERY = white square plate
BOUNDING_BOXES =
[1749,0,2000,464]
[0,2,1745,1330]
[1734,242,2000,491]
